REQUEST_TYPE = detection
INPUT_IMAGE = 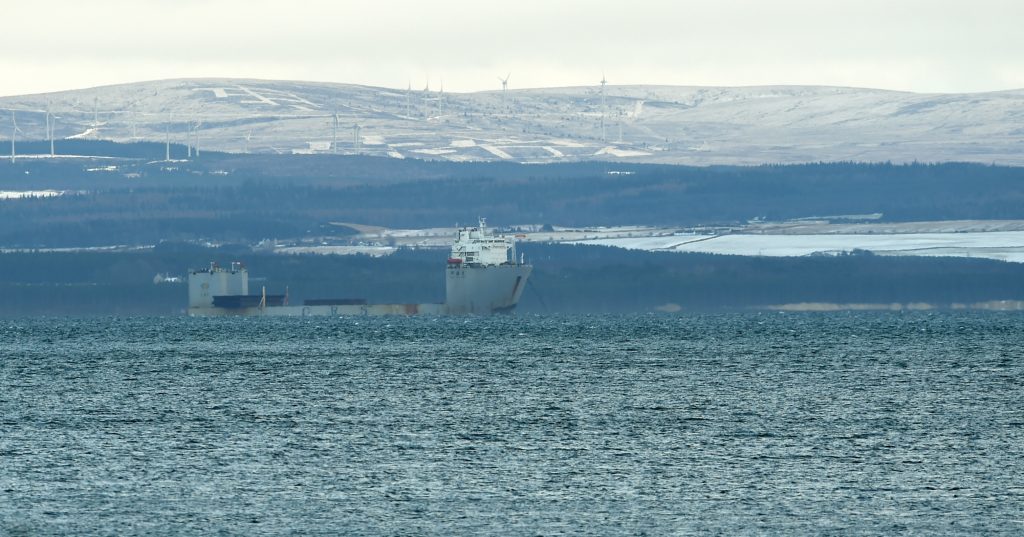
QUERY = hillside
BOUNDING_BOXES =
[1,78,1022,165]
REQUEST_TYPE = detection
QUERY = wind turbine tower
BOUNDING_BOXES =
[438,80,445,118]
[422,81,431,119]
[332,108,339,154]
[165,113,172,161]
[129,101,138,140]
[46,102,56,156]
[498,73,510,107]
[193,117,201,157]
[184,111,202,158]
[10,112,21,163]
[352,124,362,153]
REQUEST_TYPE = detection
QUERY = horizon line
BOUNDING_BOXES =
[2,77,1023,99]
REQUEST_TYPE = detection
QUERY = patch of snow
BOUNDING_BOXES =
[632,100,644,119]
[235,85,278,106]
[480,144,513,159]
[543,146,565,157]
[0,190,64,200]
[580,232,1024,264]
[450,139,476,148]
[194,87,230,98]
[411,148,457,155]
[594,146,652,158]
[67,127,98,139]
[445,154,479,162]
[5,154,120,160]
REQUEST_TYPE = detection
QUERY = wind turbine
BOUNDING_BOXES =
[352,124,362,153]
[129,100,139,140]
[185,110,203,158]
[46,102,56,156]
[10,112,24,163]
[243,129,253,153]
[498,72,511,105]
[421,79,433,119]
[193,117,202,157]
[438,79,445,117]
[331,106,339,154]
[165,112,172,161]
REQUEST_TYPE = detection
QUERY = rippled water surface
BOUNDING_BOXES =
[2,313,1023,535]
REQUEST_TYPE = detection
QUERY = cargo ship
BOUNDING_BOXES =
[187,219,532,316]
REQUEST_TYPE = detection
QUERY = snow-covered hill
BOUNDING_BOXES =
[1,78,1022,165]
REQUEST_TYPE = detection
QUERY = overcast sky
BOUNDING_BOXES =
[2,0,1022,97]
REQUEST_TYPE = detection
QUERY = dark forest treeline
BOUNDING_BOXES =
[2,148,1024,246]
[2,244,1023,316]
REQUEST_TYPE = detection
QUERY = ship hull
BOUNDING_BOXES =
[189,302,447,317]
[188,263,532,317]
[445,264,532,315]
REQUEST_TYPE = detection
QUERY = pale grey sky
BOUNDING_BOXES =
[2,0,1022,96]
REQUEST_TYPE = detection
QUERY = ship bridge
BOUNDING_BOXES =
[449,218,515,266]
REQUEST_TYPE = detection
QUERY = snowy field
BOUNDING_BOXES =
[0,190,64,199]
[576,232,1024,263]
[318,222,1024,264]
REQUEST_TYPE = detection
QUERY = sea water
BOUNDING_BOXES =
[2,313,1022,534]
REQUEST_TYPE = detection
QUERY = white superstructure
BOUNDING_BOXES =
[449,218,517,266]
[187,262,248,309]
